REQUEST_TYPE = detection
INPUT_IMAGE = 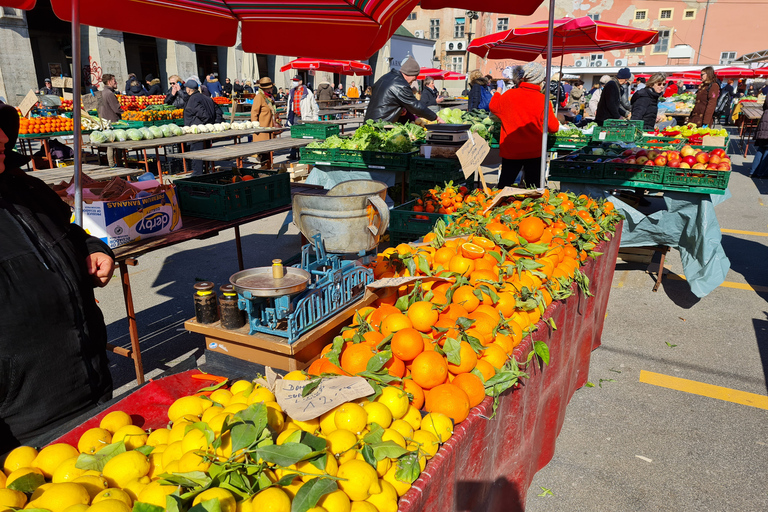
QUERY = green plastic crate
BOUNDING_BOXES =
[549,154,606,180]
[663,167,730,190]
[592,119,643,142]
[389,199,454,240]
[603,161,665,184]
[299,146,338,165]
[337,149,415,170]
[409,156,462,180]
[548,133,590,151]
[407,178,472,198]
[291,123,340,139]
[175,171,290,221]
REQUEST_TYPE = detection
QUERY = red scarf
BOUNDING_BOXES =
[292,85,303,115]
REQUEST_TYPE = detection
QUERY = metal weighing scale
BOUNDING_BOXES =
[425,124,472,145]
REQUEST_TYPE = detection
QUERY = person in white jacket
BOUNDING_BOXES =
[587,75,611,118]
[300,91,319,121]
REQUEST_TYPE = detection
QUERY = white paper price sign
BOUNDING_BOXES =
[274,376,374,421]
[456,132,490,180]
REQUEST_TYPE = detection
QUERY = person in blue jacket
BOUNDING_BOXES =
[206,74,223,97]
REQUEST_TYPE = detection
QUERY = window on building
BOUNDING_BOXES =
[454,17,465,39]
[634,10,647,20]
[653,29,670,53]
[587,14,600,21]
[497,17,509,31]
[451,56,464,73]
[628,46,643,54]
[720,51,737,64]
[406,12,416,21]
[683,9,696,19]
[2,7,20,15]
[429,19,440,40]
[589,54,604,62]
[660,9,672,19]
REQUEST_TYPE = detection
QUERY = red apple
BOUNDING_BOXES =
[667,151,681,161]
[648,150,660,160]
[625,157,637,164]
[622,149,635,157]
[692,163,707,170]
[645,160,655,166]
[706,163,719,170]
[709,154,721,165]
[636,156,649,165]
[716,163,731,171]
[682,155,697,166]
[680,162,691,169]
[668,160,681,168]
[695,151,710,164]
[636,149,648,158]
[721,156,731,165]
[654,156,668,166]
[710,148,726,158]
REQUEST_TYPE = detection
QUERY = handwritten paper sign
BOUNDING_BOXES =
[17,89,39,117]
[367,276,452,290]
[482,186,542,215]
[51,76,73,89]
[456,132,490,180]
[82,92,99,111]
[274,376,374,421]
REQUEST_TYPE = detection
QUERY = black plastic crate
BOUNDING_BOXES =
[549,154,605,180]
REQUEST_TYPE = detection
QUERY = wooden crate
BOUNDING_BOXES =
[618,247,655,264]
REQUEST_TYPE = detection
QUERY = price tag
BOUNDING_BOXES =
[51,76,74,89]
[274,376,374,421]
[456,132,490,180]
[17,89,39,117]
[82,93,99,111]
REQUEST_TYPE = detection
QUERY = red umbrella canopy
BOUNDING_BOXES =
[280,58,372,76]
[442,71,466,80]
[420,0,543,15]
[417,68,447,80]
[753,67,768,76]
[469,16,659,60]
[3,0,35,8]
[43,0,419,60]
[715,67,755,78]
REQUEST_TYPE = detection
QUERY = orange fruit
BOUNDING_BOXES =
[352,307,376,325]
[474,360,496,381]
[492,334,514,355]
[451,286,479,313]
[391,328,425,362]
[380,313,413,337]
[431,317,459,346]
[480,344,507,370]
[518,217,546,243]
[424,384,470,424]
[401,379,425,409]
[468,269,498,286]
[505,320,524,347]
[465,328,486,346]
[410,351,449,390]
[451,373,486,408]
[362,330,385,347]
[384,355,406,378]
[460,242,485,260]
[433,247,457,268]
[494,292,516,317]
[306,359,325,377]
[469,236,496,250]
[485,222,509,235]
[429,292,448,306]
[407,301,439,333]
[448,255,475,276]
[474,304,498,319]
[368,305,400,331]
[432,282,452,295]
[440,303,469,321]
[340,343,377,375]
[317,358,349,376]
[446,341,478,375]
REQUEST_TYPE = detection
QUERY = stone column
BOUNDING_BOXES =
[84,27,128,90]
[157,39,197,84]
[0,11,39,105]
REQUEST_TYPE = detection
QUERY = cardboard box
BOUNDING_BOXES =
[80,185,183,249]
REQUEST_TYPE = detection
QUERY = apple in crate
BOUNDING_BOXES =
[636,156,648,165]
[680,145,696,157]
[695,151,710,164]
[654,155,667,166]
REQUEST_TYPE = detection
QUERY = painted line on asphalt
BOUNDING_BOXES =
[666,273,768,293]
[721,228,768,237]
[639,370,768,410]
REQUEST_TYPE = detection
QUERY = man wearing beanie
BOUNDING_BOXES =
[595,67,631,125]
[365,57,439,123]
[489,62,559,188]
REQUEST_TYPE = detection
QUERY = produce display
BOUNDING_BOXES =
[555,122,596,138]
[608,145,731,171]
[118,95,166,110]
[651,123,728,140]
[410,182,470,216]
[0,188,620,512]
[213,97,232,105]
[306,121,426,153]
[90,121,268,143]
[19,112,112,135]
[122,108,183,122]
[665,92,695,112]
[424,108,501,143]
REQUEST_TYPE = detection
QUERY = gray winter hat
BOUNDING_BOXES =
[522,62,546,85]
[400,58,421,77]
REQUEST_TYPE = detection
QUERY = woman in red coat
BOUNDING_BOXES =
[690,67,720,127]
[489,62,559,188]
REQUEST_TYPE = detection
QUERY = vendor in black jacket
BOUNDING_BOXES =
[365,58,440,123]
[183,80,221,175]
[630,73,668,131]
[0,102,114,453]
[419,76,443,109]
[595,67,632,126]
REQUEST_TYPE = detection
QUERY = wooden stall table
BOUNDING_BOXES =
[111,182,326,384]
[165,137,312,170]
[32,163,145,185]
[737,103,763,155]
[17,132,91,171]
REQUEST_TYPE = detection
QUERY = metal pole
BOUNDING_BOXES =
[72,0,82,226]
[696,0,711,65]
[539,0,556,189]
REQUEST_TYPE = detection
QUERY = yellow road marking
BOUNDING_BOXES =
[721,228,768,237]
[666,273,768,293]
[639,370,768,410]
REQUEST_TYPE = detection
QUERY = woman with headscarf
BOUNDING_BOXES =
[490,62,559,188]
[690,67,720,127]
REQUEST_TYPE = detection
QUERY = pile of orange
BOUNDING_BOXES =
[19,116,76,135]
[412,182,471,216]
[306,186,622,427]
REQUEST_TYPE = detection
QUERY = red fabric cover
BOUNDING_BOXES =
[489,83,559,161]
[3,0,36,9]
[279,59,372,76]
[420,0,543,16]
[51,370,209,447]
[399,227,621,512]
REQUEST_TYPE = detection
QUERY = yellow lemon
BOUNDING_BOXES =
[3,446,38,475]
[163,460,180,474]
[325,429,357,464]
[161,441,184,468]
[265,404,284,433]
[336,460,381,501]
[70,475,108,500]
[93,488,133,508]
[363,480,398,512]
[120,477,150,502]
[145,429,171,447]
[222,403,248,416]
[0,489,27,508]
[77,428,113,455]
[0,471,5,488]
[207,413,234,436]
[137,482,178,508]
[214,432,245,463]
[353,452,390,478]
[401,405,423,431]
[101,451,150,488]
[374,387,409,420]
[51,456,85,483]
[227,392,250,406]
[62,504,90,512]
[32,444,79,479]
[31,482,53,500]
[112,426,148,451]
[28,482,90,512]
[296,453,338,482]
[275,428,301,445]
[282,371,307,381]
[333,404,367,434]
[306,508,328,512]
[383,465,411,497]
[201,405,225,425]
[235,497,252,512]
[87,499,131,512]
[168,396,206,422]
[192,488,236,512]
[181,429,209,453]
[250,487,291,512]
[389,419,414,440]
[316,490,350,512]
[209,389,233,406]
[177,451,210,473]
[349,502,378,512]
[99,411,132,435]
[282,477,304,500]
[229,380,253,396]
[362,402,392,429]
[411,430,439,458]
[381,429,406,449]
[319,409,337,435]
[284,417,319,434]
[420,413,453,443]
[247,387,275,405]
[168,421,193,445]
[146,452,164,479]
[6,467,44,488]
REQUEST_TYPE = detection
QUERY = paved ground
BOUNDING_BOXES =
[84,134,768,510]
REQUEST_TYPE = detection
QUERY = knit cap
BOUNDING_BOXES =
[522,62,546,84]
[400,58,421,77]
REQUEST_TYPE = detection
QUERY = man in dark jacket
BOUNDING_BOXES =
[365,58,439,123]
[222,78,233,97]
[315,81,335,103]
[125,73,146,95]
[97,74,123,166]
[183,79,218,175]
[40,78,62,96]
[595,67,631,126]
[0,102,114,453]
[164,75,188,108]
[145,74,163,95]
[233,80,244,97]
[420,76,443,109]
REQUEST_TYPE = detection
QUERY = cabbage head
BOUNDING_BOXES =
[149,126,164,138]
[139,127,154,140]
[171,125,183,136]
[103,130,115,142]
[127,129,143,141]
[160,124,173,137]
[89,131,106,143]
[113,129,128,142]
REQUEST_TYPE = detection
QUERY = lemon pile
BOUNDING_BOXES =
[0,376,455,512]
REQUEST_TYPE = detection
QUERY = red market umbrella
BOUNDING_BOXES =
[420,0,544,15]
[715,67,755,78]
[417,68,448,80]
[469,16,659,60]
[280,58,372,76]
[442,71,467,80]
[753,67,768,76]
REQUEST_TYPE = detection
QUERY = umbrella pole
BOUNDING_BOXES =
[72,0,83,226]
[539,0,556,189]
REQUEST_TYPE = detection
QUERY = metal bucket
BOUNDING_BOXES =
[292,180,390,254]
